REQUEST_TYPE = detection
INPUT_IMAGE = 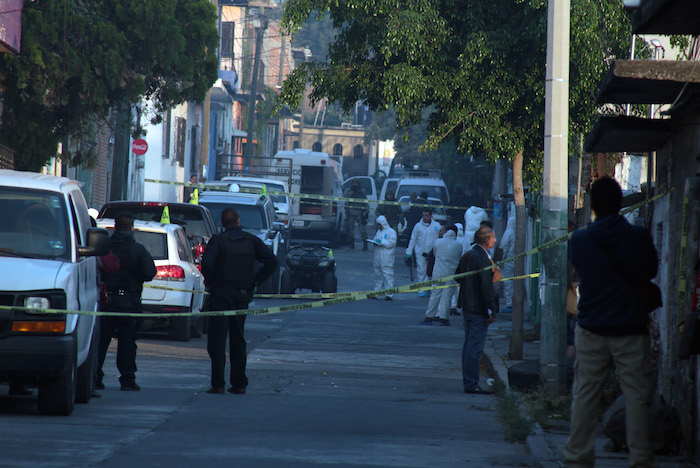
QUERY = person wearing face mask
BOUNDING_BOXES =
[405,209,440,297]
[420,225,463,325]
[370,215,397,300]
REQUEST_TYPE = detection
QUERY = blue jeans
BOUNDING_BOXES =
[462,313,490,390]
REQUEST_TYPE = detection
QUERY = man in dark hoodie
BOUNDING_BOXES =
[201,208,277,395]
[97,212,156,391]
[564,176,658,468]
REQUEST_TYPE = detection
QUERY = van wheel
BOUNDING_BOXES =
[169,316,191,342]
[75,335,97,404]
[280,269,294,294]
[322,272,337,293]
[39,361,76,416]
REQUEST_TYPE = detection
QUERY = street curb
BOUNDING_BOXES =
[527,423,563,468]
[483,335,565,467]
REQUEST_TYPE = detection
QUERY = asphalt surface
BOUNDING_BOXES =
[0,242,534,468]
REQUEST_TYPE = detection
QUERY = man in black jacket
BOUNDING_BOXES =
[201,208,277,395]
[456,225,498,394]
[97,212,156,391]
[564,176,658,468]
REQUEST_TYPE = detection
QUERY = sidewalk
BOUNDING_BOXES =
[482,316,693,468]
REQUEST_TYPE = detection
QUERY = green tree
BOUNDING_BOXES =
[280,0,634,358]
[0,0,219,171]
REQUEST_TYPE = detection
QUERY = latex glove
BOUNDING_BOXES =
[405,254,412,260]
[375,238,382,244]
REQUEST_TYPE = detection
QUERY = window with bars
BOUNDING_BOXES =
[174,117,186,167]
[353,144,364,159]
[221,22,234,59]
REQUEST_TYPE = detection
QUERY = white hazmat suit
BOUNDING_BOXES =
[424,229,463,322]
[451,223,465,311]
[463,206,490,253]
[406,215,441,294]
[499,216,516,309]
[373,215,397,299]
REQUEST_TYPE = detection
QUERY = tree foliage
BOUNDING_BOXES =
[0,0,219,171]
[280,0,634,185]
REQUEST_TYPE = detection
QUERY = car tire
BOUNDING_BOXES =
[38,360,76,416]
[280,269,294,294]
[169,315,191,342]
[322,271,337,293]
[75,331,97,404]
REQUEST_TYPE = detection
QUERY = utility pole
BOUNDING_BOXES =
[541,0,569,394]
[199,0,218,182]
[244,11,268,168]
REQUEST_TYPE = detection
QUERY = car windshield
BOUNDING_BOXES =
[265,183,287,205]
[0,186,70,260]
[200,202,266,231]
[395,185,448,203]
[103,227,168,260]
[101,204,210,238]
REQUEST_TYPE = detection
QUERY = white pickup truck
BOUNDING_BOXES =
[0,170,109,415]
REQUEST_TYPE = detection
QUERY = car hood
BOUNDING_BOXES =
[0,256,63,291]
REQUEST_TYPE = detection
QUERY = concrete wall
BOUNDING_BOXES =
[653,114,700,460]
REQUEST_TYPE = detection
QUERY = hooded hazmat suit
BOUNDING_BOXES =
[373,215,397,298]
[424,228,463,322]
[463,206,490,253]
[406,215,441,293]
[499,216,516,309]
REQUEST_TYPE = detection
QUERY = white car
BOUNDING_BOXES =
[97,219,205,341]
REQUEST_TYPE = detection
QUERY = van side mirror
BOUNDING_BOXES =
[79,228,110,257]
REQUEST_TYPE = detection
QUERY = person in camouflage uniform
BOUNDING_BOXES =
[375,190,402,232]
[344,180,369,250]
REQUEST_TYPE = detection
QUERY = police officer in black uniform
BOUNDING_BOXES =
[201,208,277,395]
[97,212,156,391]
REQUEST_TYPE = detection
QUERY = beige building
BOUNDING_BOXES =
[282,120,370,179]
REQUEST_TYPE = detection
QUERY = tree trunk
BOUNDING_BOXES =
[509,150,527,360]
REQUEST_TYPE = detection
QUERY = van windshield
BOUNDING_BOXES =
[396,185,448,203]
[0,187,70,260]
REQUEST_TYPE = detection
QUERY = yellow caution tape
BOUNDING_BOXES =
[146,178,473,212]
[4,185,669,319]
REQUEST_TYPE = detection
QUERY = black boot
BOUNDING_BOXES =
[362,241,368,251]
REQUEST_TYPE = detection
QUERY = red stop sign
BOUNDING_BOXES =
[132,138,148,155]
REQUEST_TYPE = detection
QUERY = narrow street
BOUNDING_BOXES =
[0,245,532,468]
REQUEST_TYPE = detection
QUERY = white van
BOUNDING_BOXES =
[271,149,345,245]
[0,170,109,415]
[395,169,450,204]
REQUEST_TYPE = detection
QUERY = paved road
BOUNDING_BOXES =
[0,245,533,468]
